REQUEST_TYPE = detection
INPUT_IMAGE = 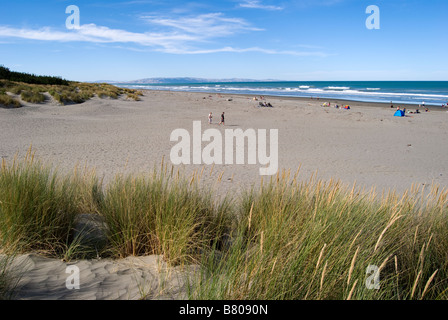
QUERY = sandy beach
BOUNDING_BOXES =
[1,90,447,195]
[1,89,448,299]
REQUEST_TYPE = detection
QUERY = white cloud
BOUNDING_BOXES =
[176,46,328,56]
[0,12,326,57]
[141,13,263,38]
[0,24,197,46]
[239,0,284,11]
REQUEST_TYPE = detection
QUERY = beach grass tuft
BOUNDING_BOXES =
[188,170,448,300]
[0,150,102,257]
[20,90,46,104]
[99,166,232,265]
[0,94,21,108]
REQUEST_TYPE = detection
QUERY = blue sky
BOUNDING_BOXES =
[0,0,447,81]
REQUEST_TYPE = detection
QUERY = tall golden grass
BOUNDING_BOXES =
[189,170,448,300]
[1,153,447,299]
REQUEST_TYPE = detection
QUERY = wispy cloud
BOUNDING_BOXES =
[160,45,328,56]
[0,24,194,46]
[0,12,326,57]
[141,13,262,38]
[239,0,284,11]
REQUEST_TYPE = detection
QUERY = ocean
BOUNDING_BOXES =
[117,81,448,106]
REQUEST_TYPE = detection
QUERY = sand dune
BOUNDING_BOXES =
[6,253,196,300]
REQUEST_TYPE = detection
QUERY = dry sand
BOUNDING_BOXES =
[1,89,447,299]
[4,253,196,300]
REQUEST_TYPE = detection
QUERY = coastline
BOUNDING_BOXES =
[136,88,447,112]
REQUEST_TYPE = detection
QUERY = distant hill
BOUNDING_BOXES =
[95,77,278,84]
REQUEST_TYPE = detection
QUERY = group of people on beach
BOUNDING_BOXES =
[253,96,274,108]
[391,102,429,114]
[258,102,273,108]
[322,102,350,110]
[208,112,225,125]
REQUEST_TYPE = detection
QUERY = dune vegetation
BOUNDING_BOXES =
[189,173,448,300]
[0,80,144,107]
[0,66,143,108]
[0,151,447,300]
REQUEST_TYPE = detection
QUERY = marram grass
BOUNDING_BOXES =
[1,154,447,300]
[188,170,448,300]
[99,162,233,265]
[0,79,144,106]
[0,150,101,257]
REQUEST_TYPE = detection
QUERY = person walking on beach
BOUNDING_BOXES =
[208,112,213,124]
[220,112,225,125]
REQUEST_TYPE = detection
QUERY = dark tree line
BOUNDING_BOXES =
[0,65,69,85]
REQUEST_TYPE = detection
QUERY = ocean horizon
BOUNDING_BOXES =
[117,81,448,107]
